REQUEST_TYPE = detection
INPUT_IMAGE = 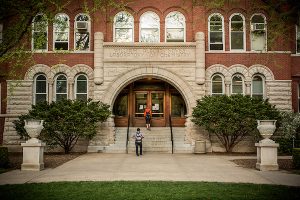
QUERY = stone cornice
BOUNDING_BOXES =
[103,42,196,48]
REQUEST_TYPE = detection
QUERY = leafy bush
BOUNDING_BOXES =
[292,148,300,169]
[0,146,9,168]
[279,112,300,139]
[275,138,294,154]
[13,99,111,154]
[192,95,280,152]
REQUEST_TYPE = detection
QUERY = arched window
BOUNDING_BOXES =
[140,11,160,42]
[208,14,224,50]
[75,74,88,100]
[165,11,185,42]
[252,75,264,99]
[53,13,69,50]
[251,14,266,51]
[55,74,68,101]
[211,74,224,95]
[114,11,134,42]
[231,74,244,94]
[230,14,245,51]
[34,74,47,104]
[74,14,90,51]
[32,14,48,51]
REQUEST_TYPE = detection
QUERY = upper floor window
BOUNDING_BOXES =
[165,11,185,42]
[250,14,266,51]
[252,74,264,99]
[140,11,160,42]
[230,14,245,51]
[211,74,224,95]
[75,74,88,100]
[297,25,300,54]
[55,74,68,101]
[75,14,90,51]
[209,14,224,51]
[231,74,244,94]
[114,11,134,42]
[32,14,48,51]
[0,24,3,44]
[54,13,69,51]
[34,74,47,104]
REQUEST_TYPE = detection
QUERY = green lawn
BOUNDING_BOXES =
[0,181,299,200]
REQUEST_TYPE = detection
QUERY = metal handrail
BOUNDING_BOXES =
[126,115,130,154]
[169,115,174,154]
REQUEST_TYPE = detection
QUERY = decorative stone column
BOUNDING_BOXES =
[255,120,279,171]
[48,79,53,102]
[21,119,46,171]
[94,32,104,85]
[245,81,251,96]
[225,82,231,95]
[195,32,205,85]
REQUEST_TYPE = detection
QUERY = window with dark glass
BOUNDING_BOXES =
[171,93,186,117]
[212,74,224,95]
[166,11,185,42]
[55,74,67,101]
[75,14,90,51]
[35,74,47,104]
[113,93,128,116]
[231,74,243,94]
[54,14,69,50]
[209,14,224,50]
[140,12,160,42]
[114,12,134,42]
[230,14,244,50]
[75,75,87,100]
[297,25,300,54]
[252,75,264,99]
[32,14,48,50]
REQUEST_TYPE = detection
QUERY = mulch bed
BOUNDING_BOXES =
[232,159,294,170]
[8,152,83,169]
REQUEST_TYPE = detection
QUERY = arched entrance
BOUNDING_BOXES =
[113,78,187,127]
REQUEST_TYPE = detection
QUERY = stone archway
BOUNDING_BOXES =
[101,66,196,116]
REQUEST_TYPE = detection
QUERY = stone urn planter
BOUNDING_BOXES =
[24,119,44,143]
[257,120,276,142]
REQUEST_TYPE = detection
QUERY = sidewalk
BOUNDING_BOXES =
[0,153,299,186]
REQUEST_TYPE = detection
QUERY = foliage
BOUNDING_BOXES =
[278,112,300,139]
[13,99,111,154]
[1,181,300,200]
[0,146,9,168]
[192,94,280,152]
[292,148,300,169]
[274,137,300,155]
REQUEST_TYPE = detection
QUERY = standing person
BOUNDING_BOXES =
[144,106,152,130]
[133,128,144,156]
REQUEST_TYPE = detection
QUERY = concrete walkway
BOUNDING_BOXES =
[0,153,299,186]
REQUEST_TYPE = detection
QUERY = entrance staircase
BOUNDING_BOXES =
[104,127,193,153]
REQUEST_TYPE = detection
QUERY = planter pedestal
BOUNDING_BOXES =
[255,139,279,171]
[21,140,46,171]
[194,140,206,154]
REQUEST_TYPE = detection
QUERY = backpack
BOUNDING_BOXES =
[145,111,150,120]
[135,132,143,143]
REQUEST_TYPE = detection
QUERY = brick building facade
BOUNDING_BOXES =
[0,0,299,152]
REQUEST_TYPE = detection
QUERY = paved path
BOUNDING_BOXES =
[0,153,299,186]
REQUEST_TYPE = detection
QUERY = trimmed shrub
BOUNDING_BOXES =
[292,148,300,169]
[0,146,9,168]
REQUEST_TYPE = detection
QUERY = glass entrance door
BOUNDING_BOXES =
[151,92,164,118]
[135,92,147,117]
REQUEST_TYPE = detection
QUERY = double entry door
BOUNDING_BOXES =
[134,91,165,127]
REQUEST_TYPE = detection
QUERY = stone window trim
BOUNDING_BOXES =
[53,13,70,51]
[74,13,91,51]
[74,73,88,100]
[33,73,48,105]
[251,74,266,99]
[165,11,186,42]
[139,11,160,43]
[231,73,245,95]
[113,11,134,42]
[32,13,48,52]
[211,73,225,96]
[250,13,267,52]
[229,13,245,51]
[208,13,225,51]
